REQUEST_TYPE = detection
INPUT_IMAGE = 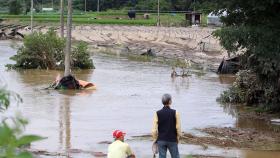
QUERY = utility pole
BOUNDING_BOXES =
[52,0,54,10]
[157,0,160,26]
[84,0,87,12]
[41,0,43,11]
[194,0,196,12]
[31,0,34,32]
[64,0,73,76]
[97,0,100,12]
[60,0,64,37]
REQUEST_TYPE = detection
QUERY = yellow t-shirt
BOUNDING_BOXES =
[107,140,134,158]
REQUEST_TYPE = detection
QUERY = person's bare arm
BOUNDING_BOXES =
[126,144,136,158]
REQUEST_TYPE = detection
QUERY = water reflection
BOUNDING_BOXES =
[171,77,190,94]
[222,103,238,117]
[218,74,236,84]
[59,96,72,154]
[222,103,280,132]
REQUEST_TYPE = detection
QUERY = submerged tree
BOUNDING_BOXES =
[214,0,280,111]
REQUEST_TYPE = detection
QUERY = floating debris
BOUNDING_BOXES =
[217,56,240,74]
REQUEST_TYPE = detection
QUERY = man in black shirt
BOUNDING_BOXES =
[152,94,182,158]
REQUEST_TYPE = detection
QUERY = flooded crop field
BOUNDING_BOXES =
[0,40,279,158]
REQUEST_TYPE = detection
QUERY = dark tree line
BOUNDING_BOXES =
[214,0,280,112]
[2,0,216,14]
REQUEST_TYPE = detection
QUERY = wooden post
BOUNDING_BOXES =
[60,0,64,37]
[157,0,160,26]
[97,0,100,12]
[31,0,33,32]
[64,0,73,76]
[84,0,87,12]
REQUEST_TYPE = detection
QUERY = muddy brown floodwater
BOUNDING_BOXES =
[0,40,279,158]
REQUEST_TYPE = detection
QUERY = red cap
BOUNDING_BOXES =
[113,130,126,139]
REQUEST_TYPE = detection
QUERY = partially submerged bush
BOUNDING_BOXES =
[218,70,280,112]
[72,42,95,69]
[7,30,94,70]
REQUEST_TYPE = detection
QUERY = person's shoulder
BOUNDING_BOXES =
[156,107,164,113]
[108,142,113,149]
[170,108,176,112]
[116,140,128,146]
[123,142,130,146]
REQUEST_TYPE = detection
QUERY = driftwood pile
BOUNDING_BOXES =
[0,24,26,39]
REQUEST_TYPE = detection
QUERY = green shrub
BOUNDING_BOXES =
[0,88,21,112]
[213,0,280,112]
[7,30,94,70]
[8,0,22,15]
[219,70,256,103]
[0,117,44,158]
[219,70,280,111]
[0,88,44,158]
[8,30,65,69]
[72,42,95,69]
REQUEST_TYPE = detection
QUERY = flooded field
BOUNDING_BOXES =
[0,40,279,158]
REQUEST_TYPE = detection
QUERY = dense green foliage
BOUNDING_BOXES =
[9,30,65,69]
[214,0,280,111]
[0,0,209,26]
[0,117,44,158]
[0,12,191,26]
[0,88,21,112]
[8,30,94,69]
[0,88,11,111]
[73,0,194,12]
[72,42,95,69]
[8,0,22,15]
[0,88,44,158]
[0,0,206,14]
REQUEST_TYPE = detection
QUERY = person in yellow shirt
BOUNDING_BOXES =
[152,94,182,158]
[107,130,136,158]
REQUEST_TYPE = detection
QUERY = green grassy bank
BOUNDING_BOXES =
[0,11,207,26]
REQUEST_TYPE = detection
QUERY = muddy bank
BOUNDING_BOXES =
[184,127,280,150]
[3,24,226,68]
[132,125,280,151]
